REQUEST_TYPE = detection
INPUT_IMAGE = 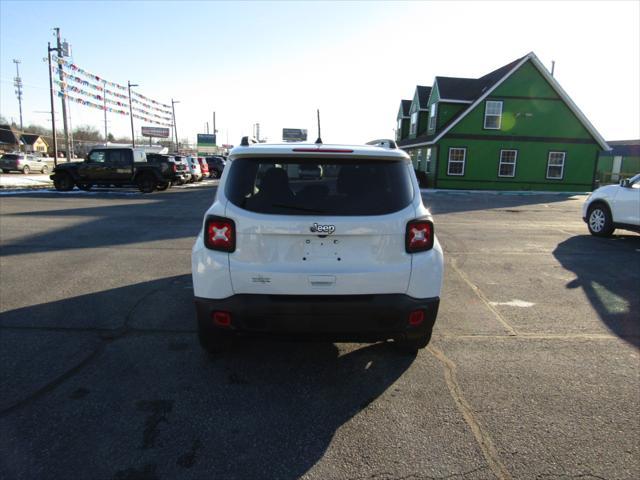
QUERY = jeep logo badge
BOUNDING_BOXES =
[310,223,335,234]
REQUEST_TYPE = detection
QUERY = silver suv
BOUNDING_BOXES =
[0,153,54,174]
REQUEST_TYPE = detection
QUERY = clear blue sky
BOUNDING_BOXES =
[1,1,639,146]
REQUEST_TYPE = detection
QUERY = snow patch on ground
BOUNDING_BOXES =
[0,174,52,188]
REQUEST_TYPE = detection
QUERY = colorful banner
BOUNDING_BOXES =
[53,56,173,116]
[58,91,129,115]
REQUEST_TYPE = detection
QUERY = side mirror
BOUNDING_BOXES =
[620,178,630,188]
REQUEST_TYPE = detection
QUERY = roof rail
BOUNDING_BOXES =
[240,136,258,147]
[366,139,398,149]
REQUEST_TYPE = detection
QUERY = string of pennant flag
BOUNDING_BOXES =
[58,91,129,116]
[52,56,174,120]
[54,79,173,122]
[57,91,174,127]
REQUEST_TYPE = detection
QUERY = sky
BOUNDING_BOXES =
[1,0,639,148]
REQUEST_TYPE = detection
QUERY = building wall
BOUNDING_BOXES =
[436,102,466,130]
[401,118,410,140]
[596,154,640,184]
[434,59,600,191]
[426,82,440,135]
[435,137,599,191]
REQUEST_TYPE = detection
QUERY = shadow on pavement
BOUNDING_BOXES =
[1,274,416,479]
[553,234,640,347]
[1,187,216,257]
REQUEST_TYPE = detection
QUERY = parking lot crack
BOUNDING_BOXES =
[449,258,518,336]
[429,345,512,480]
[0,342,105,418]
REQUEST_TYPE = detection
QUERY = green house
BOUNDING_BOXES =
[396,52,610,191]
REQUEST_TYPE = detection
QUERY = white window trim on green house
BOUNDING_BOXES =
[484,100,503,129]
[498,149,517,177]
[410,112,418,135]
[447,147,466,176]
[546,151,566,180]
[429,103,437,130]
[426,148,432,173]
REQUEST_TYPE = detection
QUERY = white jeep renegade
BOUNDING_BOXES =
[191,139,444,352]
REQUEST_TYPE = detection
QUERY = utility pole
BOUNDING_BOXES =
[103,80,108,143]
[47,43,59,164]
[54,27,71,162]
[128,80,138,147]
[13,59,23,132]
[256,122,260,142]
[172,99,180,152]
[213,111,216,134]
[206,122,209,134]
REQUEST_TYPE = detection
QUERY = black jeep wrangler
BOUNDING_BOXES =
[50,147,167,193]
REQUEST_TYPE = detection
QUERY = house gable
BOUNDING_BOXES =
[398,52,608,151]
[448,58,596,141]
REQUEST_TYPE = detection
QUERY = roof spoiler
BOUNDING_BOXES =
[240,136,258,147]
[366,139,398,149]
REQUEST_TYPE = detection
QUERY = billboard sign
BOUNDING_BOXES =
[141,126,170,138]
[197,134,217,146]
[282,128,308,142]
[197,134,217,154]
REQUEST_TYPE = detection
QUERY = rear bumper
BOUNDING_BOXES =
[195,294,439,342]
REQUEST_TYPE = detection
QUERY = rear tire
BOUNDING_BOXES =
[41,165,49,175]
[137,174,156,193]
[156,182,170,191]
[53,173,74,191]
[211,169,220,179]
[22,165,30,174]
[198,324,234,355]
[587,203,614,237]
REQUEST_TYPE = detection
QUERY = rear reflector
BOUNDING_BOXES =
[405,219,434,253]
[212,311,232,327]
[204,216,236,252]
[292,148,354,153]
[408,310,425,326]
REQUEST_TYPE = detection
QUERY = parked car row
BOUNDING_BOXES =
[50,147,226,193]
[0,153,55,174]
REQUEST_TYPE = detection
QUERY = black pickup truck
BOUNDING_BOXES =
[50,147,167,193]
[146,153,191,188]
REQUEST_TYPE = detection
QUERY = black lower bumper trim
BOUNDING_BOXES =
[195,294,439,341]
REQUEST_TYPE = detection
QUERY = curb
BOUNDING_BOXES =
[420,188,590,196]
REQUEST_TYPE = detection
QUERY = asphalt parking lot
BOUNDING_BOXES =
[1,184,638,480]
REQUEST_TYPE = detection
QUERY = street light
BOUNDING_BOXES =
[171,99,180,152]
[128,81,138,147]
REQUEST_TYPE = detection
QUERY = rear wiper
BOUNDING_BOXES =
[270,203,326,213]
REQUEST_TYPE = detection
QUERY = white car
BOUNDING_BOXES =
[192,138,444,353]
[583,173,640,236]
[186,156,203,182]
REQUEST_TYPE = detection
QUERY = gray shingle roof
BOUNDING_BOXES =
[416,86,432,109]
[0,124,21,145]
[602,140,640,157]
[401,100,412,117]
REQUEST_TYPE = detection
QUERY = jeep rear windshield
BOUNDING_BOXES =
[225,157,414,216]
